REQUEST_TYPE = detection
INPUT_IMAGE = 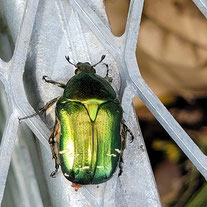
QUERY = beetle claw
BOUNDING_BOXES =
[42,75,48,81]
[50,169,58,178]
[50,172,56,178]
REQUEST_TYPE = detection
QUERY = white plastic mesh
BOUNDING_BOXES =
[0,0,206,206]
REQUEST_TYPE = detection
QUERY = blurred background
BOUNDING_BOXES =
[1,0,207,206]
[105,0,207,206]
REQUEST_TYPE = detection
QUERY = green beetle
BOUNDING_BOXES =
[21,55,133,191]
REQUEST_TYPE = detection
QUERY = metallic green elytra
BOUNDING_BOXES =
[49,55,124,186]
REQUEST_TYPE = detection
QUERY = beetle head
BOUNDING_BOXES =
[65,55,106,75]
[75,62,96,74]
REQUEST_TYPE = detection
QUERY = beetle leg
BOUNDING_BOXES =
[103,63,113,83]
[50,164,59,178]
[122,122,134,143]
[38,97,59,116]
[48,133,57,159]
[49,118,61,178]
[118,155,124,177]
[119,123,128,176]
[43,75,66,89]
[18,97,59,121]
[118,122,134,176]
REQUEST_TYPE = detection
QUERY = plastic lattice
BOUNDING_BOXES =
[0,0,206,206]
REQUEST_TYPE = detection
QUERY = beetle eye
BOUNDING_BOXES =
[75,69,78,74]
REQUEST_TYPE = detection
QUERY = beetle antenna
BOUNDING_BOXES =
[65,56,76,66]
[92,55,106,67]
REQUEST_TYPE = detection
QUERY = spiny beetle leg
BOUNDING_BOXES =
[119,124,128,177]
[122,122,134,143]
[18,97,59,121]
[118,123,134,176]
[49,143,60,178]
[49,118,61,178]
[49,134,57,160]
[38,97,59,116]
[18,112,38,121]
[43,75,66,89]
[50,163,59,178]
[118,156,124,177]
